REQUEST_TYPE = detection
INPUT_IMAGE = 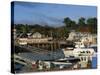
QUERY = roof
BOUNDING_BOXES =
[18,33,28,38]
[17,32,42,38]
[30,32,42,36]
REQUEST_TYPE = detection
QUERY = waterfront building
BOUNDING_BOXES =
[16,32,64,50]
[17,32,53,45]
[67,31,97,45]
[31,32,42,38]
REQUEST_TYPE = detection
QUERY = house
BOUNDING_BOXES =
[31,32,42,38]
[67,31,97,45]
[17,32,53,45]
[67,31,77,41]
[17,33,28,45]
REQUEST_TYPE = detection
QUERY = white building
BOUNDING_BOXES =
[67,31,77,41]
[67,31,97,45]
[17,38,28,45]
[17,32,53,45]
[32,32,42,38]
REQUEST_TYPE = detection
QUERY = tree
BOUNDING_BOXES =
[87,17,97,33]
[63,17,77,30]
[63,17,72,28]
[70,21,76,29]
[25,24,30,33]
[15,24,26,33]
[78,17,86,26]
[87,18,97,26]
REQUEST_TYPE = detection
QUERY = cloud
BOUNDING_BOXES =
[30,12,64,26]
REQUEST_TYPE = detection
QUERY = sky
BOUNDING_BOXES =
[13,1,97,27]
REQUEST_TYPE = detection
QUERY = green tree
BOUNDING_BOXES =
[78,17,86,25]
[25,24,30,33]
[87,17,97,33]
[63,17,72,28]
[70,21,76,29]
